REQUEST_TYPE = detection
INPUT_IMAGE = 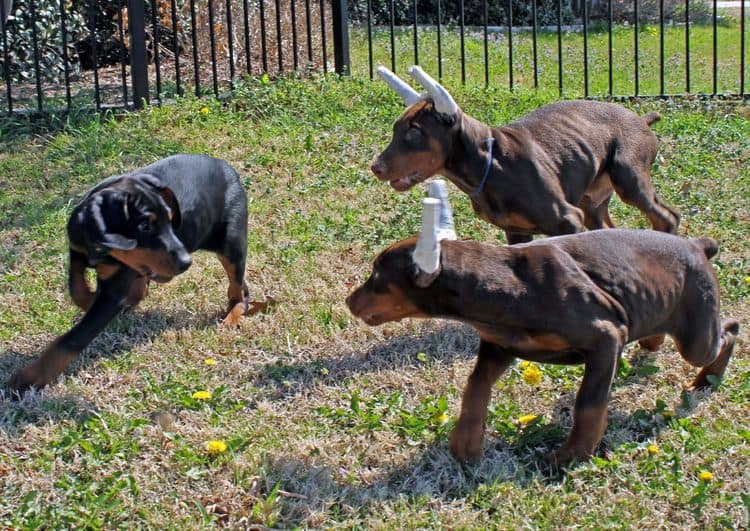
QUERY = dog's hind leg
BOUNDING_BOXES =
[8,266,139,394]
[450,341,515,462]
[609,151,679,234]
[687,319,739,390]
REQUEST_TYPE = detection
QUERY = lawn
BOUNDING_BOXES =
[0,32,749,529]
[350,19,749,97]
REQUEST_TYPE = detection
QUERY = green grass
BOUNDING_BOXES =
[0,27,748,529]
[350,19,749,97]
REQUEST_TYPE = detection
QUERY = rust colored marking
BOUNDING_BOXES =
[218,255,245,307]
[9,342,78,390]
[70,259,94,311]
[516,333,571,352]
[221,302,245,328]
[639,334,665,351]
[126,276,149,307]
[110,248,178,278]
[349,284,428,326]
[96,263,122,281]
[503,211,537,230]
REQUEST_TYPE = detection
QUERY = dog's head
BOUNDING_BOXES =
[346,236,433,326]
[347,198,455,325]
[74,173,191,282]
[371,66,461,191]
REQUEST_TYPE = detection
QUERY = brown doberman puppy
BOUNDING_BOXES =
[346,226,738,467]
[372,66,680,244]
[8,154,250,395]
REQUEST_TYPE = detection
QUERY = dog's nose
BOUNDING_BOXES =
[172,251,192,272]
[371,160,386,178]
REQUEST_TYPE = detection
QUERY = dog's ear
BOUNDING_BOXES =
[435,112,456,126]
[413,263,439,288]
[134,174,181,230]
[79,191,137,262]
[159,187,182,230]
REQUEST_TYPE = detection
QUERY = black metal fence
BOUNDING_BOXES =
[0,0,747,117]
[0,0,348,115]
[351,0,748,98]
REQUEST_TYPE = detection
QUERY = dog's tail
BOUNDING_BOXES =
[691,237,719,260]
[643,111,661,126]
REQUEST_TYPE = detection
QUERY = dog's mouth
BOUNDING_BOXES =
[389,172,424,192]
[361,312,394,326]
[141,267,173,283]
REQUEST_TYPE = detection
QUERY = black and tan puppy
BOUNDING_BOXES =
[372,66,679,244]
[8,154,249,394]
[346,204,738,466]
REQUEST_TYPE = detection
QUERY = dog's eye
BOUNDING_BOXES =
[404,127,423,144]
[138,219,154,233]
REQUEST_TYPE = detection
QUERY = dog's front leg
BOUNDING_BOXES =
[550,343,620,468]
[68,249,95,311]
[450,341,514,462]
[8,266,139,394]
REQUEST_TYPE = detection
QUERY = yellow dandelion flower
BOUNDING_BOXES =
[205,440,227,454]
[434,412,450,425]
[203,358,218,366]
[518,360,532,370]
[744,276,750,285]
[698,470,714,482]
[192,390,212,400]
[200,106,209,114]
[647,444,660,455]
[522,365,543,386]
[518,414,538,425]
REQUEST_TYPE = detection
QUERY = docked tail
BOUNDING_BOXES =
[643,111,661,126]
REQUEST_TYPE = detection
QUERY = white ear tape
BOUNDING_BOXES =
[413,198,441,274]
[377,66,421,106]
[428,179,456,241]
[407,65,459,116]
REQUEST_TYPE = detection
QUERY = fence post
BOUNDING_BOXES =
[331,0,350,75]
[127,0,149,108]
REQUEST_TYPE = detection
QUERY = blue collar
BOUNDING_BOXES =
[471,137,495,197]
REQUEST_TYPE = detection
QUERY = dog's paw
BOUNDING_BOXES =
[220,302,245,328]
[545,444,591,470]
[6,368,42,398]
[449,420,484,463]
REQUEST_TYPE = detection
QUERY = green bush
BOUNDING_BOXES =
[1,0,87,83]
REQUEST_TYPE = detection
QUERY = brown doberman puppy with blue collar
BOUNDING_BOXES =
[372,66,680,245]
[8,154,250,394]
[347,221,738,467]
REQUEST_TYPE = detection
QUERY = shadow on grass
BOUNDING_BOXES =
[256,386,718,527]
[253,321,480,399]
[0,307,220,431]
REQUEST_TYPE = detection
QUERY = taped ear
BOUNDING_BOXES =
[159,187,182,229]
[413,264,440,288]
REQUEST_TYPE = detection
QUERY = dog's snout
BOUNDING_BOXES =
[172,250,192,272]
[371,159,387,178]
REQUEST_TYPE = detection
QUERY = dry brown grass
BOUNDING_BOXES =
[0,79,748,527]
